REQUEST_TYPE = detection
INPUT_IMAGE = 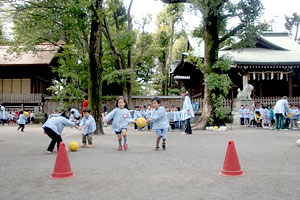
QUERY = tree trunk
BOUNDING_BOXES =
[193,15,219,130]
[127,0,134,109]
[295,20,299,41]
[89,0,104,135]
[165,22,175,96]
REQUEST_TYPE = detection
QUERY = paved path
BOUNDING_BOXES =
[1,125,300,200]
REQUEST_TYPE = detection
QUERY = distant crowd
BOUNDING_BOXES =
[239,97,299,130]
[0,104,36,127]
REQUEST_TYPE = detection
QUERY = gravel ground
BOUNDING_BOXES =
[0,124,300,200]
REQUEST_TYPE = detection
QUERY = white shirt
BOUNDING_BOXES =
[274,99,289,116]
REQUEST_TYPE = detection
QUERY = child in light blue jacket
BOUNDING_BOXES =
[103,97,135,151]
[79,107,96,148]
[147,97,170,151]
[17,111,28,132]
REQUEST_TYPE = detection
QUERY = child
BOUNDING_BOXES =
[79,107,96,148]
[103,97,135,151]
[262,105,270,128]
[250,107,256,127]
[68,107,81,121]
[244,105,250,127]
[144,104,153,131]
[270,105,275,128]
[290,105,299,130]
[133,106,142,131]
[255,111,262,128]
[17,111,27,132]
[43,116,76,153]
[2,109,8,125]
[174,107,180,130]
[147,97,170,151]
[239,105,245,126]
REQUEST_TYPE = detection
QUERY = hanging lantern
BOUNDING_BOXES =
[271,71,274,80]
[280,72,283,80]
[262,72,265,80]
[252,72,256,80]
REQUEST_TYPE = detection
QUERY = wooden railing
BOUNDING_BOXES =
[254,97,300,106]
[0,94,42,103]
[192,97,300,112]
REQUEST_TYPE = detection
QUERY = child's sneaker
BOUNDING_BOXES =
[155,146,159,151]
[118,146,122,151]
[81,143,87,148]
[124,143,128,150]
[87,144,93,148]
[162,143,166,150]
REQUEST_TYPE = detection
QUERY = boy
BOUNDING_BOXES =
[43,115,76,153]
[244,105,250,127]
[79,107,96,147]
[255,111,262,128]
[17,111,27,132]
[290,105,299,130]
[68,107,81,121]
[147,97,170,151]
[239,105,245,126]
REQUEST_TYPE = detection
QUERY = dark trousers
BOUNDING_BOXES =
[17,124,25,131]
[275,113,285,129]
[185,118,192,134]
[44,127,62,152]
[240,118,244,125]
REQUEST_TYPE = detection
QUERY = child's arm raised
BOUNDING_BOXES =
[103,108,117,122]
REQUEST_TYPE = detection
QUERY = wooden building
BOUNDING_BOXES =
[172,32,300,99]
[0,43,61,111]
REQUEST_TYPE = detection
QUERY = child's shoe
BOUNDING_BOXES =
[124,143,128,150]
[162,143,166,150]
[155,146,159,151]
[87,144,93,148]
[118,146,122,151]
[81,143,87,148]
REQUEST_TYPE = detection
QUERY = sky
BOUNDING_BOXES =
[124,0,300,35]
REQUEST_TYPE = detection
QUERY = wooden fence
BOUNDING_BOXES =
[0,94,42,103]
[192,97,300,112]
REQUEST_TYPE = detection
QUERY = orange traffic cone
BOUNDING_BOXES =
[219,140,245,177]
[50,142,74,179]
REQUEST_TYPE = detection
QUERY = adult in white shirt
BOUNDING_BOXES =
[181,88,194,135]
[274,96,289,130]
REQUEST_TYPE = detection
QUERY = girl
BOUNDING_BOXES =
[147,97,170,151]
[103,97,135,151]
[181,88,194,135]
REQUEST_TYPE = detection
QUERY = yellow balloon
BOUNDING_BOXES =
[69,141,79,152]
[24,112,29,117]
[213,126,219,131]
[136,117,147,128]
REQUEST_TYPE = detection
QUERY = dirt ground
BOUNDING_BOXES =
[1,124,300,200]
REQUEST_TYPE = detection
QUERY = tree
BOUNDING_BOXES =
[155,3,184,95]
[285,13,300,41]
[162,0,264,129]
[7,0,105,134]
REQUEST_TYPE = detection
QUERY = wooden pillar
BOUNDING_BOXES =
[259,81,262,97]
[288,73,293,97]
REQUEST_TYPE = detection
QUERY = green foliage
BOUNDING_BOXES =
[48,44,89,103]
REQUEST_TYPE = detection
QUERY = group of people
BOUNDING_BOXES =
[133,88,195,135]
[41,88,195,153]
[238,96,299,130]
[0,104,35,129]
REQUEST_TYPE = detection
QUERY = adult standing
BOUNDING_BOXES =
[81,95,89,116]
[181,88,194,135]
[274,96,289,130]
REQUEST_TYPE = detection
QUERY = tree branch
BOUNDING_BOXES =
[218,23,245,45]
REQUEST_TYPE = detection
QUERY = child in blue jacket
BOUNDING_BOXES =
[147,97,170,151]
